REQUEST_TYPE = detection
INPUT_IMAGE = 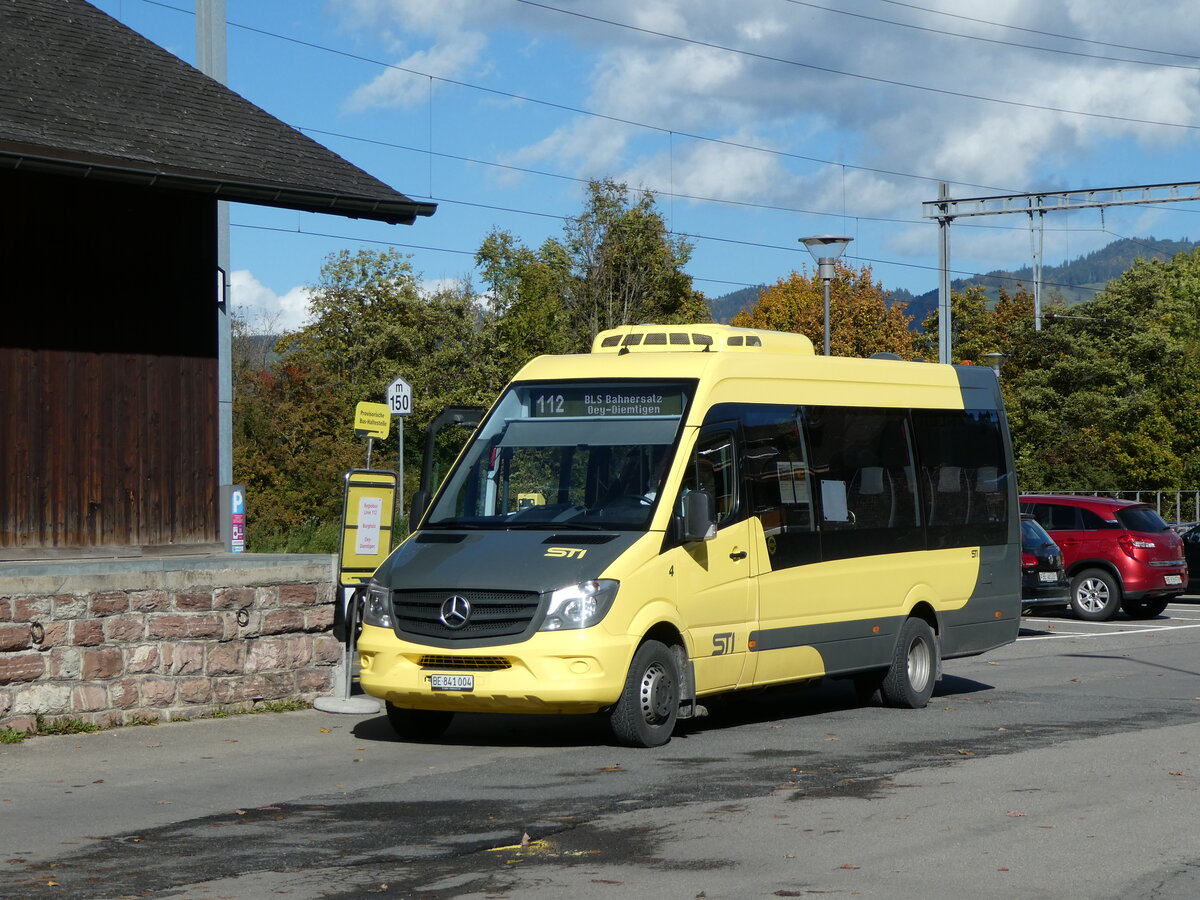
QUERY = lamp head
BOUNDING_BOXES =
[980,351,1009,375]
[800,235,853,262]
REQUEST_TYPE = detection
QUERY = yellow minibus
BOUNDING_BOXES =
[357,324,1020,746]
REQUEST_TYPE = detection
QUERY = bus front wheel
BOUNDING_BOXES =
[880,618,937,709]
[610,640,680,748]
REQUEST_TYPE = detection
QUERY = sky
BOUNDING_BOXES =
[92,0,1200,331]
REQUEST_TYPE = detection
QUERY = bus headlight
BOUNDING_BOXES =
[361,581,394,629]
[540,580,619,631]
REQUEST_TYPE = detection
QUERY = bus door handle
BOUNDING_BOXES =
[729,550,748,561]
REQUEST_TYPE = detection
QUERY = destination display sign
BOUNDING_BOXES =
[524,384,686,418]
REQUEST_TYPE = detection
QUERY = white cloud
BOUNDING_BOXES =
[345,32,487,112]
[231,271,312,334]
[329,0,1200,287]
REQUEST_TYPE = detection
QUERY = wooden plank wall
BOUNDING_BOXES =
[0,171,219,552]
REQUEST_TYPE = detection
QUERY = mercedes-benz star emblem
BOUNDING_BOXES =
[439,595,471,629]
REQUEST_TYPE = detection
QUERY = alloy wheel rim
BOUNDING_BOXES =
[1078,578,1110,613]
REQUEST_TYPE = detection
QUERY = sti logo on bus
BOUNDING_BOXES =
[545,547,587,559]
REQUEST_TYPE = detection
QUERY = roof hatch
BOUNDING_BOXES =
[592,324,815,355]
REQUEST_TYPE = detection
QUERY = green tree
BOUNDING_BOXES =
[478,180,710,361]
[557,179,710,346]
[936,250,1200,493]
[476,228,572,375]
[235,249,493,550]
[732,260,915,358]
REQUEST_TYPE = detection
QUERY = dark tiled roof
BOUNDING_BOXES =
[0,0,435,225]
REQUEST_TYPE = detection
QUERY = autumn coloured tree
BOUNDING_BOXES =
[732,260,915,359]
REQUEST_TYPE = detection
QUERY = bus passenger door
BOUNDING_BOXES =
[665,426,758,693]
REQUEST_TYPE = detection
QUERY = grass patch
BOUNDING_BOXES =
[34,713,100,736]
[257,698,309,713]
[205,698,311,719]
[4,699,312,743]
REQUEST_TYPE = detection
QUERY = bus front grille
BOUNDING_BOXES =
[391,589,540,641]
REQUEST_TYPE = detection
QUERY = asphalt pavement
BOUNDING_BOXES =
[8,602,1200,899]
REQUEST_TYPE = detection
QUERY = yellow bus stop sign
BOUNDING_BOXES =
[354,401,391,439]
[338,469,397,586]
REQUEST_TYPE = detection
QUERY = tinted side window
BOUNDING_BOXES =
[912,408,1008,549]
[682,428,739,527]
[804,406,923,560]
[1117,506,1169,533]
[1051,504,1089,532]
[1080,508,1117,530]
[739,404,820,569]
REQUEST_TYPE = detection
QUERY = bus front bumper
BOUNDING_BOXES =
[356,624,633,714]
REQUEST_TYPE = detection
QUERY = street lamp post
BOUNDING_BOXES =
[800,235,854,356]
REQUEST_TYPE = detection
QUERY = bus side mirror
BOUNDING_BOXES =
[680,490,717,542]
[410,490,431,529]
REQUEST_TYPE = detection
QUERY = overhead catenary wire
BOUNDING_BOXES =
[130,0,1197,305]
[512,0,1200,133]
[780,0,1200,72]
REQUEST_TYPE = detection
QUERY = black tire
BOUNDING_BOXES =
[610,640,680,748]
[1070,568,1122,621]
[851,670,885,704]
[385,703,454,742]
[1121,597,1169,619]
[879,618,937,709]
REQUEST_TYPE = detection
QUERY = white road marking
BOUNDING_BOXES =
[1017,620,1200,640]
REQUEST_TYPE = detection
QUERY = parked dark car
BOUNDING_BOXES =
[1182,524,1200,588]
[1020,514,1070,613]
[1020,494,1187,621]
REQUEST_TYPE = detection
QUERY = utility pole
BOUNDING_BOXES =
[196,0,234,551]
[924,181,1200,361]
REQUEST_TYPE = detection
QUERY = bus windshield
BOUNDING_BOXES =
[424,381,694,531]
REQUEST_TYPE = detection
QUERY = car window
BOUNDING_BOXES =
[1080,508,1119,530]
[1040,503,1082,531]
[1117,505,1170,533]
[1021,517,1054,548]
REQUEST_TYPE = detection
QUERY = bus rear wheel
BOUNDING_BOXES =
[610,640,680,748]
[880,617,937,709]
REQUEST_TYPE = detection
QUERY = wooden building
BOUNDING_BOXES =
[0,0,435,557]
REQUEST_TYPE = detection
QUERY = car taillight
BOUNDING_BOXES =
[1117,533,1155,557]
[1021,552,1038,568]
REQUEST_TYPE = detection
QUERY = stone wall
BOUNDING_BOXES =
[0,554,340,732]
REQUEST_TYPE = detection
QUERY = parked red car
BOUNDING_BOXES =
[1019,494,1187,621]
